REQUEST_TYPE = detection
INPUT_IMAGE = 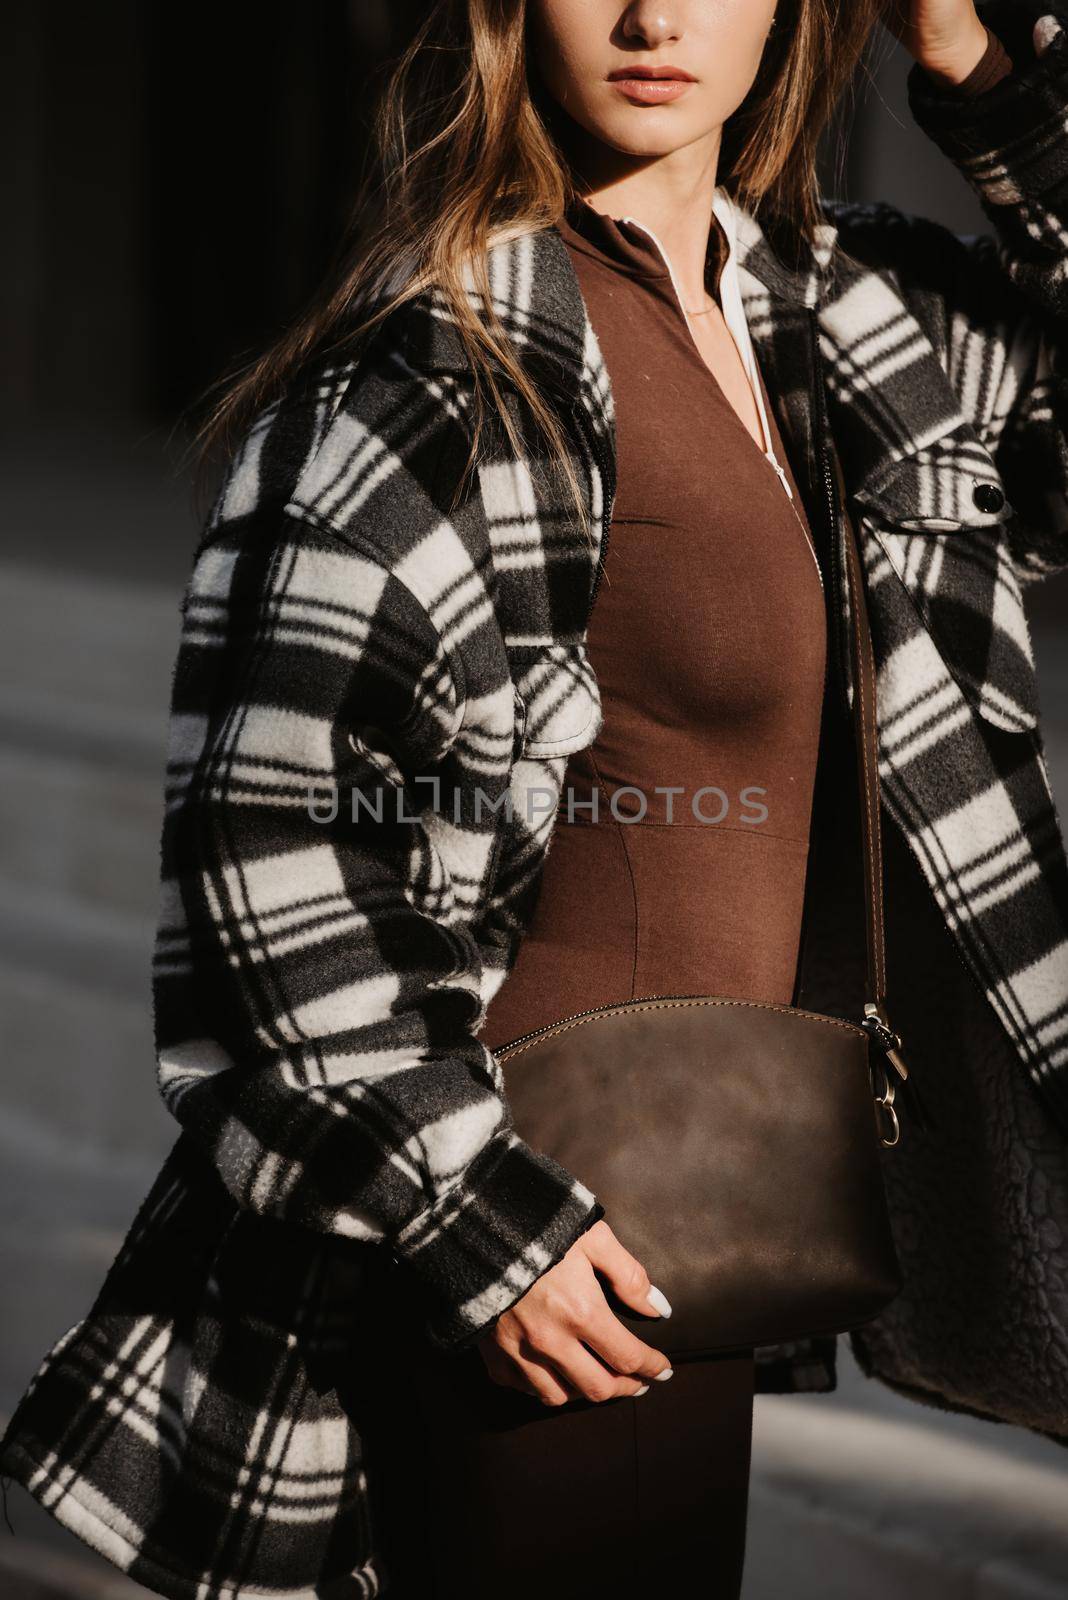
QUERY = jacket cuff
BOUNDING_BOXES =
[907,4,1068,139]
[906,5,1068,247]
[393,1129,605,1353]
[943,24,1014,96]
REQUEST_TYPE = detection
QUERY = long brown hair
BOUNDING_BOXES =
[195,0,881,535]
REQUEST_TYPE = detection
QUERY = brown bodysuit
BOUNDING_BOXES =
[369,197,828,1600]
[480,196,827,1051]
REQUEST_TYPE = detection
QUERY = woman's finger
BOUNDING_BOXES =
[579,1220,673,1320]
[479,1336,574,1406]
[541,1333,653,1403]
[579,1300,674,1385]
[514,1343,583,1406]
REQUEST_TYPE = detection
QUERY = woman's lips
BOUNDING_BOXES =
[609,77,694,104]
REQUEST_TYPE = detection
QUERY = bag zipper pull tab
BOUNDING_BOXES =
[862,1003,907,1079]
[861,1002,929,1137]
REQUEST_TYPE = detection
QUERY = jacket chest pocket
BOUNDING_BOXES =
[507,642,604,759]
[845,439,1039,733]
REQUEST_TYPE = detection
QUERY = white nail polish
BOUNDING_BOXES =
[647,1285,673,1318]
[654,1367,674,1381]
[634,1384,650,1396]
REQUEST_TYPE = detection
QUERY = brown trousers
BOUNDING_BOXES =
[357,1276,755,1599]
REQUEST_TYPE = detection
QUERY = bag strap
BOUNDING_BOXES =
[832,448,912,1140]
[836,453,886,1012]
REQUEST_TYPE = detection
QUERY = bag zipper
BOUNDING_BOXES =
[494,991,870,1057]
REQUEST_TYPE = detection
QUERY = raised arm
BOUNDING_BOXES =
[834,2,1068,584]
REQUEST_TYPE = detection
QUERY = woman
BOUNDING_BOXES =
[3,1,1068,1597]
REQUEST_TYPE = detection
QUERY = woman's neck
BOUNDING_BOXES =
[565,143,725,314]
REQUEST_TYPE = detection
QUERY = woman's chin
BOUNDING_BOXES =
[580,117,701,161]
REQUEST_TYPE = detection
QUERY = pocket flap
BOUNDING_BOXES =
[508,642,603,758]
[851,423,1014,534]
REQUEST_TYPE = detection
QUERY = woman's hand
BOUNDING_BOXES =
[881,0,991,87]
[476,1219,675,1405]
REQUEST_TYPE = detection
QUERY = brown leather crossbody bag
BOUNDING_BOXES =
[493,468,912,1360]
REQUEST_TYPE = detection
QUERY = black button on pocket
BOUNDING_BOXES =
[973,480,1005,514]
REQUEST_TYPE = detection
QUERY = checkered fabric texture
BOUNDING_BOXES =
[3,4,1068,1594]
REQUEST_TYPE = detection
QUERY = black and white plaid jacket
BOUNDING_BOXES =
[4,5,1068,1595]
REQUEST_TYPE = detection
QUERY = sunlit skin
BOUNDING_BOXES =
[477,0,990,1409]
[528,0,779,445]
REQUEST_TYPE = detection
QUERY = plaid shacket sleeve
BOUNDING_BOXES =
[154,398,602,1356]
[896,1,1068,585]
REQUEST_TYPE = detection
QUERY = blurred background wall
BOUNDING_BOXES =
[1,6,1066,1598]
